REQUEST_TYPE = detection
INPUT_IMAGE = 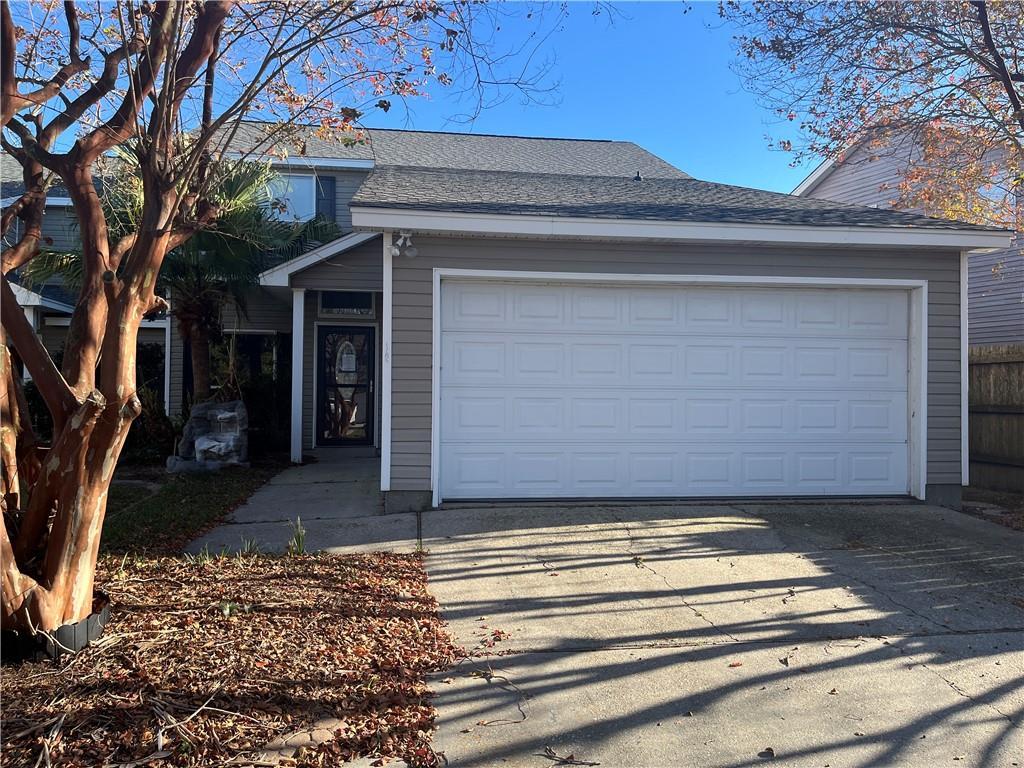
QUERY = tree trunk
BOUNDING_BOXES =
[190,330,212,403]
[1,282,148,634]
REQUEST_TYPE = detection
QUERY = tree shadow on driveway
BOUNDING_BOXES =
[421,501,1024,767]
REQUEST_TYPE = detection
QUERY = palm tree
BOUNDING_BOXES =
[25,156,339,403]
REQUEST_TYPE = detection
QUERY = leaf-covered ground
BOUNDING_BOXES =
[1,552,462,767]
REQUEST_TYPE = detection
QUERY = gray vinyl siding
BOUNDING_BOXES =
[968,245,1023,345]
[390,236,964,492]
[291,236,382,290]
[331,170,369,232]
[168,288,292,419]
[222,288,293,333]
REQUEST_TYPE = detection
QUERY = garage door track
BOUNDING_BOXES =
[421,500,1024,768]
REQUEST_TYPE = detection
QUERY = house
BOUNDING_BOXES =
[222,123,1011,511]
[6,125,1013,510]
[793,142,1023,347]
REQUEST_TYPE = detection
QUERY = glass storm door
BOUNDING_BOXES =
[317,326,374,445]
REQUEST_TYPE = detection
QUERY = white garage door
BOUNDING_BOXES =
[438,279,909,500]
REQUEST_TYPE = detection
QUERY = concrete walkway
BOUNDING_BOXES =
[188,481,1024,767]
[187,455,416,555]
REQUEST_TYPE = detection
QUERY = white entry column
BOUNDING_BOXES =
[290,288,306,463]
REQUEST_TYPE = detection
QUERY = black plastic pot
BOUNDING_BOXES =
[1,591,111,664]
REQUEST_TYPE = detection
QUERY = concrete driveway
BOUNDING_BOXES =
[422,501,1024,768]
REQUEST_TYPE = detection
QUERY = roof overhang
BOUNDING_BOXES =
[10,283,75,313]
[350,207,1013,251]
[222,153,374,171]
[258,231,379,287]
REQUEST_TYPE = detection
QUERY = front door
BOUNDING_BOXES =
[317,326,375,445]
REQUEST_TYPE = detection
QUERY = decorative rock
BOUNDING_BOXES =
[168,400,249,472]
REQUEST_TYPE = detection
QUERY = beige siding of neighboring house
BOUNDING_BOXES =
[969,245,1023,346]
[803,143,1022,347]
[806,142,913,208]
[390,236,964,498]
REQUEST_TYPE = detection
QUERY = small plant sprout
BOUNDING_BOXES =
[238,537,262,558]
[287,517,306,556]
[185,543,213,566]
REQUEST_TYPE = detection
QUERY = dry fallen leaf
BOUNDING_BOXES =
[1,552,462,768]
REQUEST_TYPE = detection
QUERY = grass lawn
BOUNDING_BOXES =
[1,552,460,767]
[101,461,286,556]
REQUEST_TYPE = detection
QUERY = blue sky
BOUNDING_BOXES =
[372,2,814,193]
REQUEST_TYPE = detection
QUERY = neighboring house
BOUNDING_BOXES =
[2,157,172,410]
[793,142,1023,347]
[4,125,1013,510]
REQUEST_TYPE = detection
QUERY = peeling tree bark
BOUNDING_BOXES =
[0,0,234,635]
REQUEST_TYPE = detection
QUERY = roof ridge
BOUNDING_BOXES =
[371,163,687,180]
[238,118,632,145]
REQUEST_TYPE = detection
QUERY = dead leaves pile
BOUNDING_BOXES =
[1,552,463,767]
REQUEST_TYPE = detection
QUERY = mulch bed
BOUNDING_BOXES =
[1,553,463,767]
[961,488,1024,531]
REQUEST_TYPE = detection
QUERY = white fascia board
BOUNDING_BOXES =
[1,196,73,208]
[44,316,168,329]
[792,158,837,196]
[10,283,75,313]
[258,231,378,287]
[350,207,1014,250]
[221,152,374,171]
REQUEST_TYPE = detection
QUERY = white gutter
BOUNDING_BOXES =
[350,207,1014,251]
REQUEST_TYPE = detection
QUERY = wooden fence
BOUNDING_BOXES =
[969,344,1024,493]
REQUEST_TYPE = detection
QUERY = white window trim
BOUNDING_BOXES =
[351,207,1013,250]
[428,268,930,508]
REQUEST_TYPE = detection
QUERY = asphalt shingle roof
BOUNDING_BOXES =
[226,121,689,179]
[351,165,1004,231]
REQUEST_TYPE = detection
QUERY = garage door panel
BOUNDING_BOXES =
[439,280,910,499]
[444,332,907,389]
[440,442,909,498]
[442,283,909,339]
[442,388,907,442]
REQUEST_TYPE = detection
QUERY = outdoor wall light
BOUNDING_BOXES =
[390,231,418,259]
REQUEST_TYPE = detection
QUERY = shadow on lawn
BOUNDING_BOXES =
[420,503,1024,767]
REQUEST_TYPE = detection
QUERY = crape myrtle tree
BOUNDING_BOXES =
[720,0,1024,229]
[0,0,558,636]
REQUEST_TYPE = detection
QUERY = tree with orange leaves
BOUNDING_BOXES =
[721,0,1023,229]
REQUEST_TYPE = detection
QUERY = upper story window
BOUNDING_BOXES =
[268,173,337,222]
[269,173,316,221]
